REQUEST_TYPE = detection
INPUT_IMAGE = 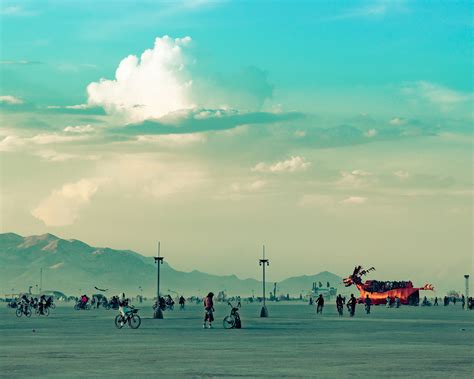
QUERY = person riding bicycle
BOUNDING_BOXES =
[203,292,215,329]
[166,295,175,308]
[119,298,132,319]
[38,295,46,314]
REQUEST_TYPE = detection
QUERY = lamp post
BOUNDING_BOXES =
[464,275,470,310]
[153,241,164,319]
[259,244,269,317]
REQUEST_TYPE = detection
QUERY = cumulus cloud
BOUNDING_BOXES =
[87,36,194,122]
[0,95,23,105]
[32,179,102,226]
[86,36,276,124]
[337,170,373,188]
[251,156,310,173]
[389,117,406,126]
[340,196,367,205]
[365,128,378,137]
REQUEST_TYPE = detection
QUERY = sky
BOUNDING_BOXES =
[0,0,472,292]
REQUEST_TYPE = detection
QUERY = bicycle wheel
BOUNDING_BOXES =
[115,314,126,329]
[25,308,32,318]
[43,308,50,317]
[15,309,22,318]
[74,304,80,311]
[128,314,141,329]
[223,315,235,329]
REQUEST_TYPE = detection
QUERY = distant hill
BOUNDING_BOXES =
[0,233,343,297]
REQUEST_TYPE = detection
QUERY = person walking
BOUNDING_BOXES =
[461,295,465,310]
[386,296,391,308]
[347,294,357,317]
[203,292,215,329]
[434,297,438,306]
[315,294,324,314]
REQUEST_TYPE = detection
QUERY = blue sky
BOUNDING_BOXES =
[0,0,472,291]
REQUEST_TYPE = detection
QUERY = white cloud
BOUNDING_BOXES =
[0,133,91,152]
[365,128,378,137]
[337,170,373,188]
[340,196,367,205]
[389,117,406,126]
[32,179,102,226]
[34,149,100,162]
[252,156,310,173]
[402,81,472,111]
[136,133,206,147]
[63,124,95,133]
[0,95,23,105]
[87,36,194,123]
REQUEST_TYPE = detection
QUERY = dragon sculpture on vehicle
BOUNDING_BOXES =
[344,265,434,305]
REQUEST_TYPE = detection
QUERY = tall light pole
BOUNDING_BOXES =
[259,244,269,317]
[153,241,164,319]
[464,275,470,310]
[40,268,43,294]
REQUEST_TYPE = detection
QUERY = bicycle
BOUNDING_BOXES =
[115,306,141,329]
[223,301,241,329]
[16,304,32,318]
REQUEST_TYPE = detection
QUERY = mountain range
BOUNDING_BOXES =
[0,233,343,297]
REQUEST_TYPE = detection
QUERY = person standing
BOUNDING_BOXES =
[364,295,372,314]
[395,296,400,308]
[434,297,438,306]
[336,294,344,316]
[315,294,324,314]
[203,292,215,329]
[461,295,465,310]
[347,294,357,317]
[386,296,391,308]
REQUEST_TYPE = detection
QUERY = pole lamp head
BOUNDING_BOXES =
[154,256,164,264]
[464,275,470,279]
[259,259,269,266]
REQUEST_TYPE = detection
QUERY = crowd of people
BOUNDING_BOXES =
[9,294,54,315]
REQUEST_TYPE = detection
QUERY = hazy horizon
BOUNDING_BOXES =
[1,1,472,292]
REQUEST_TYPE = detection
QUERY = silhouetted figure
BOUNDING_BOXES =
[203,292,215,329]
[179,296,186,310]
[386,296,391,308]
[434,297,438,306]
[336,295,344,316]
[364,295,372,314]
[347,294,357,317]
[461,295,465,309]
[444,296,449,306]
[315,295,324,314]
